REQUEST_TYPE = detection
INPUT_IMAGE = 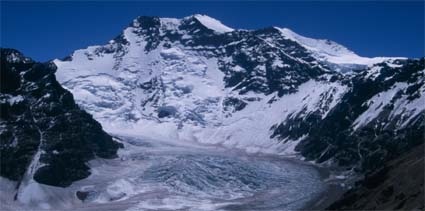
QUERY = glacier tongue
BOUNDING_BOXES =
[0,135,328,211]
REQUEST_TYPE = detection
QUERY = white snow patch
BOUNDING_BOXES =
[193,14,234,33]
[3,95,24,105]
[272,58,290,68]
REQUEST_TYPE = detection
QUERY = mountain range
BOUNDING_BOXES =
[1,14,423,210]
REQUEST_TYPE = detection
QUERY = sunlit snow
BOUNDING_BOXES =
[193,14,234,33]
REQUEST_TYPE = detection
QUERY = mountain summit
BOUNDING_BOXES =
[192,14,234,33]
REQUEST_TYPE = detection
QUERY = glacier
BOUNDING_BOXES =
[0,135,329,211]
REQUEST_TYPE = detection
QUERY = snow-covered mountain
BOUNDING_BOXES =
[53,14,424,172]
[1,14,424,211]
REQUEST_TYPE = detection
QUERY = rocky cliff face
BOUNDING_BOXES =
[0,48,122,188]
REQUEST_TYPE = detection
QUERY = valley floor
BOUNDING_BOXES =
[1,134,345,211]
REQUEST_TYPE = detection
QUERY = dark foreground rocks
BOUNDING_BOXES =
[328,144,424,210]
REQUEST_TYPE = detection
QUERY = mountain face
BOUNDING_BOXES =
[0,49,122,188]
[53,15,424,175]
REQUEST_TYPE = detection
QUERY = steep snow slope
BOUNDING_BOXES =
[55,45,346,155]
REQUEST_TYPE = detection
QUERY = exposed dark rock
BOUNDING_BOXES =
[223,97,247,112]
[0,48,123,187]
[76,191,89,201]
[328,144,424,210]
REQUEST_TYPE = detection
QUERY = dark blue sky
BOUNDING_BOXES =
[1,1,424,62]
